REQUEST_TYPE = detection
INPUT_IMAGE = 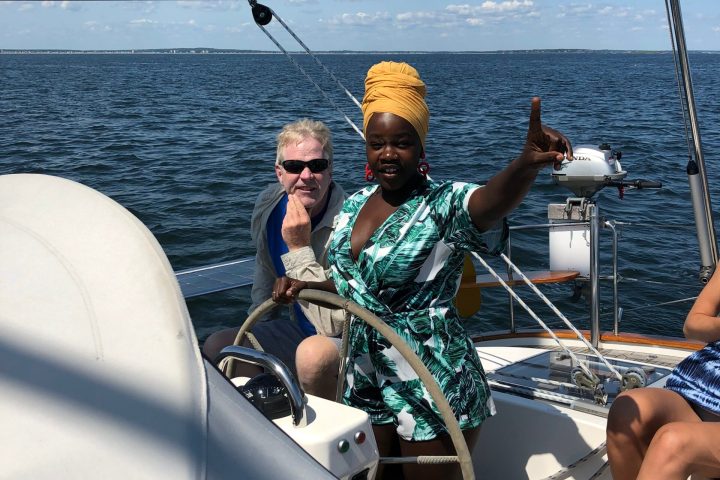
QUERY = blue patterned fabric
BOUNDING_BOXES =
[665,340,720,415]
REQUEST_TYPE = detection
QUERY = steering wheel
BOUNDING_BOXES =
[223,289,475,480]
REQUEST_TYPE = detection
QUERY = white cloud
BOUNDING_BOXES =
[445,1,535,26]
[130,18,159,26]
[83,20,114,32]
[447,1,534,16]
[40,0,81,11]
[479,0,534,13]
[566,3,594,16]
[128,17,201,31]
[396,11,436,24]
[176,0,240,11]
[118,1,157,14]
[326,1,539,33]
[225,23,252,33]
[18,3,33,11]
[395,10,461,30]
[327,11,391,27]
[446,4,473,16]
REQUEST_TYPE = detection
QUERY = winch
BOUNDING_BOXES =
[551,144,660,199]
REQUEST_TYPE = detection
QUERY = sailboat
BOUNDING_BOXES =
[1,0,715,479]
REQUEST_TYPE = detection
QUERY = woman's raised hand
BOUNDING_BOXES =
[521,97,573,170]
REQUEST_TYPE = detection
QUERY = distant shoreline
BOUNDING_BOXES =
[3,48,718,55]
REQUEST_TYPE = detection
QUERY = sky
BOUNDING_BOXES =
[1,0,720,52]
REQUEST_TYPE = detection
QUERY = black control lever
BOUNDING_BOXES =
[605,179,662,189]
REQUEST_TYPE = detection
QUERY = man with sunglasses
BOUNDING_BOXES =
[203,119,345,400]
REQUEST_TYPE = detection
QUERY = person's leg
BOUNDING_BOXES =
[294,335,340,400]
[607,388,701,480]
[202,326,263,378]
[202,320,307,378]
[397,427,480,480]
[372,424,403,480]
[638,420,720,480]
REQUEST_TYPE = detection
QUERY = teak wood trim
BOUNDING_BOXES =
[471,329,704,351]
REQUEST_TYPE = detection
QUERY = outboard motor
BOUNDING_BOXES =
[547,144,661,349]
[551,144,626,198]
[551,144,661,200]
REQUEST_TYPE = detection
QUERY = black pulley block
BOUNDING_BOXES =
[252,3,273,26]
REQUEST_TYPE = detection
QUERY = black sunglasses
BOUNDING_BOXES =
[281,158,329,174]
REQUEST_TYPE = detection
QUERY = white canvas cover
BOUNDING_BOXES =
[0,174,335,479]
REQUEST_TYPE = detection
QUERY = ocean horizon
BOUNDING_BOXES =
[3,48,720,54]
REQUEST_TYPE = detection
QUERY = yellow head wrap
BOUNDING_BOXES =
[362,61,429,147]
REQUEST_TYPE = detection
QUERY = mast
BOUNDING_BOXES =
[666,0,718,282]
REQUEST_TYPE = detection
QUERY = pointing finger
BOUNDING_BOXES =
[527,97,543,138]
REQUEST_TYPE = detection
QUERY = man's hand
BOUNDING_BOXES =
[272,276,308,304]
[282,192,311,251]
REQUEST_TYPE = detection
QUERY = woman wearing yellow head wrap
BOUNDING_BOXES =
[273,60,573,480]
[362,61,429,147]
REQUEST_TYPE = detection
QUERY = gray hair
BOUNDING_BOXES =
[276,118,333,165]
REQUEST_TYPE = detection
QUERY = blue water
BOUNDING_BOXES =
[2,52,720,341]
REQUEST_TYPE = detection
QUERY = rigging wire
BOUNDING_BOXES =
[472,252,602,385]
[616,296,697,315]
[665,0,695,164]
[499,253,623,381]
[266,8,363,111]
[247,1,365,140]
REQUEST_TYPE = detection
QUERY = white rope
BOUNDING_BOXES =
[471,252,599,384]
[499,253,623,381]
[335,309,351,403]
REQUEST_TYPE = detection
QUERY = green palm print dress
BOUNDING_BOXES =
[328,179,507,441]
